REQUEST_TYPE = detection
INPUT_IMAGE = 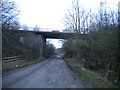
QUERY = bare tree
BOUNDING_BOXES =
[1,0,20,30]
[63,0,119,85]
[64,0,91,52]
[21,24,29,30]
[33,25,40,31]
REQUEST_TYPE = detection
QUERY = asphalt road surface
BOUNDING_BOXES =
[3,57,92,88]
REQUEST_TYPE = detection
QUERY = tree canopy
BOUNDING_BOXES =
[1,0,20,30]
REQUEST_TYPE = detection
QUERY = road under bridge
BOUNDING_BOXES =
[34,31,74,57]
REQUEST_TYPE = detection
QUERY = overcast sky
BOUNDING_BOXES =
[12,0,119,48]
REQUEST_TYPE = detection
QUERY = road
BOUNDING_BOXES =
[3,57,92,88]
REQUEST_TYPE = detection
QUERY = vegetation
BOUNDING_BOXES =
[3,57,44,71]
[2,30,56,68]
[63,0,119,87]
[2,30,43,60]
[45,41,56,57]
[1,0,21,30]
[65,58,119,88]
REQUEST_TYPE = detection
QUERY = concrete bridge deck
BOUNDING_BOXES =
[5,30,74,39]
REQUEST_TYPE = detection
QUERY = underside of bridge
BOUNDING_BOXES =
[34,31,74,57]
[34,31,74,39]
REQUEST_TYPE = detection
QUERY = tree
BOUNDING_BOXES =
[33,25,40,31]
[21,24,29,30]
[63,0,119,85]
[1,0,20,30]
[45,41,55,57]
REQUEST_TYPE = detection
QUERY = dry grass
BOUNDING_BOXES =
[2,57,44,71]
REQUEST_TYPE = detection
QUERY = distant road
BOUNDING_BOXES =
[3,57,92,88]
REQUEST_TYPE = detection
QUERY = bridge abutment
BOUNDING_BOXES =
[42,36,46,57]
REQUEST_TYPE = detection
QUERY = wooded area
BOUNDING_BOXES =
[63,0,119,86]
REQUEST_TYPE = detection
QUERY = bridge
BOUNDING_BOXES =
[8,30,74,39]
[5,30,74,57]
[34,31,74,57]
[34,31,74,39]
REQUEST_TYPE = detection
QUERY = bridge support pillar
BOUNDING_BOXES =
[42,36,46,57]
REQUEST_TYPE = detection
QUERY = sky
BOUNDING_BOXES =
[13,0,71,31]
[12,0,119,48]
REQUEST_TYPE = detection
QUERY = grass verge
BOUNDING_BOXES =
[65,58,119,88]
[2,57,45,71]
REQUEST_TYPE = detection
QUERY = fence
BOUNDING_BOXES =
[3,55,23,63]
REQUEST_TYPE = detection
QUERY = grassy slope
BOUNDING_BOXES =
[2,57,44,71]
[65,58,119,88]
